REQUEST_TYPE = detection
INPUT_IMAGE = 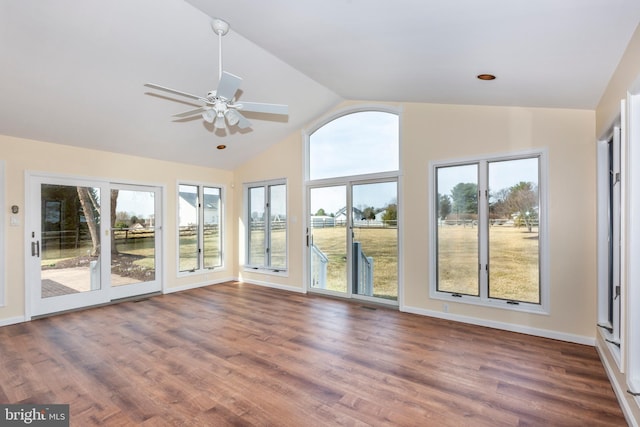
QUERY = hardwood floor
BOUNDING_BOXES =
[0,282,626,426]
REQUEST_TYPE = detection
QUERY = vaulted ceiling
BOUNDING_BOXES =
[1,1,639,169]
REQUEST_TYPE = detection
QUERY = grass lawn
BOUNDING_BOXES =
[437,224,539,303]
[311,226,398,300]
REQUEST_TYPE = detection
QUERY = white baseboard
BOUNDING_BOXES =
[238,278,306,294]
[0,316,27,327]
[401,305,595,346]
[163,276,237,294]
[596,339,639,427]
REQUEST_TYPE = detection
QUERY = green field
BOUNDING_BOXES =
[310,226,398,299]
[437,224,539,303]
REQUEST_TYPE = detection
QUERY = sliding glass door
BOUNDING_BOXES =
[28,175,162,317]
[308,179,398,303]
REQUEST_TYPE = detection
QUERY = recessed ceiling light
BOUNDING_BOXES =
[477,74,496,81]
[216,144,226,150]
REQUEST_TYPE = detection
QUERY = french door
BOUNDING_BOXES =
[28,175,161,317]
[308,179,398,303]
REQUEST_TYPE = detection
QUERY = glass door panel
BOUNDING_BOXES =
[110,185,161,299]
[309,186,347,293]
[41,184,102,297]
[31,178,109,316]
[352,181,398,301]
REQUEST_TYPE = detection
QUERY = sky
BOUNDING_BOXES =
[114,189,156,218]
[309,111,399,215]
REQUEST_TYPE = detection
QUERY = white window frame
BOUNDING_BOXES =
[626,88,640,396]
[429,149,549,314]
[244,178,288,273]
[597,122,624,370]
[176,182,224,276]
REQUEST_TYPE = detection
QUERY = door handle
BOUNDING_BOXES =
[31,241,40,257]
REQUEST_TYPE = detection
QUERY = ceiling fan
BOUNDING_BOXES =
[145,18,288,131]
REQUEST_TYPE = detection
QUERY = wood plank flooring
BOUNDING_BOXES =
[0,282,627,426]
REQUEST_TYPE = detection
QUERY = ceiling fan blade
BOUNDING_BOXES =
[145,83,205,102]
[173,106,209,118]
[235,111,252,129]
[216,71,243,101]
[237,102,288,115]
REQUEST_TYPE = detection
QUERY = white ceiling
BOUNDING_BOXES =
[1,1,639,170]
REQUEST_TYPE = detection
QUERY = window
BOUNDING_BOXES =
[597,128,622,366]
[246,180,287,271]
[308,110,399,180]
[178,184,222,273]
[431,151,547,311]
[305,108,400,303]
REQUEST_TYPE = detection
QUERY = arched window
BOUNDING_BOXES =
[308,110,399,180]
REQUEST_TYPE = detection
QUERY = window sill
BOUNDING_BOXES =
[430,291,549,315]
[177,266,226,278]
[598,326,622,371]
[243,266,289,277]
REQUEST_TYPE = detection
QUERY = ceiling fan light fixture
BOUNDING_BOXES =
[202,109,215,123]
[214,115,226,129]
[225,109,241,126]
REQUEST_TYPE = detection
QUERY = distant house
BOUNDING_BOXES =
[178,191,219,226]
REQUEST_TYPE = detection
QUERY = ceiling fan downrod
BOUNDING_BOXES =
[211,18,230,81]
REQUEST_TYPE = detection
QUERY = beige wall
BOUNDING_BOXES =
[401,103,595,338]
[597,23,640,137]
[235,100,597,341]
[0,134,235,323]
[232,131,305,290]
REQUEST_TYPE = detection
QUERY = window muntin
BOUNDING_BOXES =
[433,153,544,309]
[246,180,287,271]
[309,111,399,180]
[178,184,222,273]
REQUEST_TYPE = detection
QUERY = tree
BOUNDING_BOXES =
[76,187,100,257]
[450,182,478,217]
[111,189,119,255]
[362,206,376,220]
[315,208,326,216]
[504,181,538,232]
[382,203,397,222]
[438,194,451,220]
